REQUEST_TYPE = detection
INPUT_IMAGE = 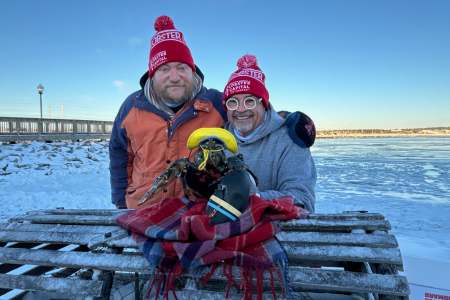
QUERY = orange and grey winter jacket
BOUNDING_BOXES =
[109,85,226,209]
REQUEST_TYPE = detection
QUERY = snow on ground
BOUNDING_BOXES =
[0,140,114,218]
[1,137,449,263]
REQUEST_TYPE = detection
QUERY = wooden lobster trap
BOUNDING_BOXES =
[0,209,409,299]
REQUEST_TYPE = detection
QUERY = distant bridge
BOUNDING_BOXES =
[0,117,113,142]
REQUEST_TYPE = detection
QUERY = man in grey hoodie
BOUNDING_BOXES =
[223,54,316,212]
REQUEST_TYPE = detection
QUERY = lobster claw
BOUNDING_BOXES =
[138,187,157,206]
[137,158,191,206]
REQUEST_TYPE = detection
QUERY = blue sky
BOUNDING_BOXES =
[0,0,449,129]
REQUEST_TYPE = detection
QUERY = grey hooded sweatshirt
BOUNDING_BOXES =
[226,106,316,212]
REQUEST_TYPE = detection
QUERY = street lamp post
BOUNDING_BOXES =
[37,84,44,134]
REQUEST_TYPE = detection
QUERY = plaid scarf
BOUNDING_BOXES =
[116,195,306,300]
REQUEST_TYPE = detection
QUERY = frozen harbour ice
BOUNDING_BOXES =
[312,137,450,263]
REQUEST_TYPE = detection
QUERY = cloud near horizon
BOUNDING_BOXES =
[112,80,126,91]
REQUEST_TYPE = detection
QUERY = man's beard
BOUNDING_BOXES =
[231,112,256,136]
[233,121,255,136]
[157,84,194,107]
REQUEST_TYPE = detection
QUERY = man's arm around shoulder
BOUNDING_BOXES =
[258,135,317,212]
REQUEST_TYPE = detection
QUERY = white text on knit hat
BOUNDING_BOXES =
[151,51,167,67]
[151,30,185,47]
[225,80,251,95]
[230,69,264,83]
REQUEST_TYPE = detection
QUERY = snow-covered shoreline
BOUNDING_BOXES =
[0,140,114,220]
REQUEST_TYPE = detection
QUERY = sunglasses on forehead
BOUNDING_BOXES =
[225,96,262,111]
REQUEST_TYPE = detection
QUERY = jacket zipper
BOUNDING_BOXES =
[166,111,198,197]
[167,111,198,140]
[167,118,174,139]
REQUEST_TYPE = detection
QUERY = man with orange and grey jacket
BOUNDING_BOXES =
[109,16,225,209]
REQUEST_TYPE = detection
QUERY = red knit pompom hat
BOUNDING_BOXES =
[223,54,269,109]
[148,16,195,77]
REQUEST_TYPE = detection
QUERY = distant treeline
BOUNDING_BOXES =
[317,127,450,138]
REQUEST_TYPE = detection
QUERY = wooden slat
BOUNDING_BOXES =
[0,230,102,245]
[307,213,385,220]
[0,243,402,272]
[282,219,391,231]
[109,238,155,250]
[22,209,384,220]
[0,227,128,249]
[277,231,398,248]
[0,273,103,297]
[123,242,403,267]
[9,214,391,232]
[0,247,151,273]
[119,266,409,297]
[9,214,116,225]
[0,222,115,234]
[87,229,129,249]
[288,266,409,296]
[105,232,398,250]
[0,226,397,250]
[25,208,131,216]
[285,244,403,267]
[104,236,137,248]
[160,289,310,300]
[198,266,409,296]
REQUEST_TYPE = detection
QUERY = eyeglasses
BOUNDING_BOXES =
[225,96,262,111]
